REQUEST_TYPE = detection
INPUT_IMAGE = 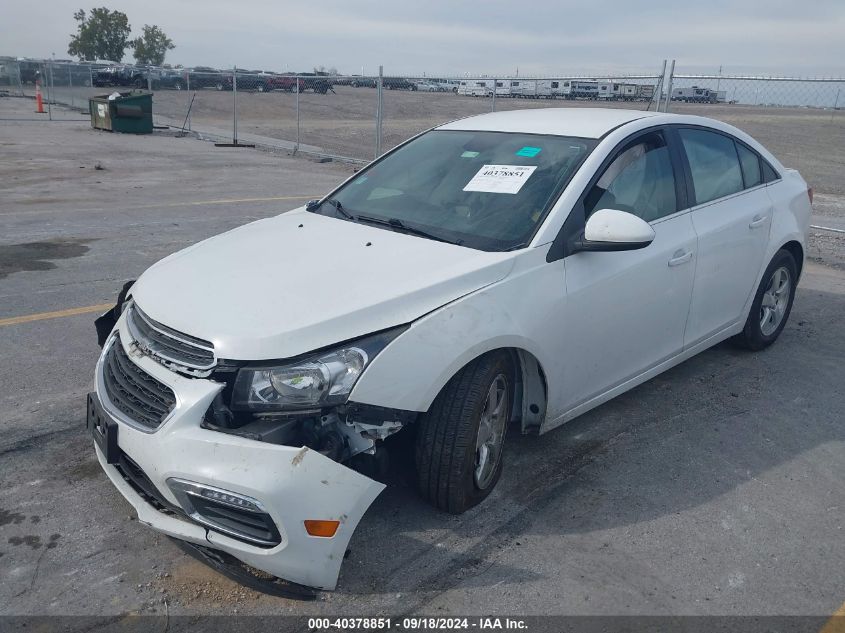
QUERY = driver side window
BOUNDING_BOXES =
[584,131,677,223]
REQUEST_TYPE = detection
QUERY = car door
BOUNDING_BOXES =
[556,128,698,416]
[674,127,773,347]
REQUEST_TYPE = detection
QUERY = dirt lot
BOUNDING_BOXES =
[149,88,845,197]
[1,97,844,629]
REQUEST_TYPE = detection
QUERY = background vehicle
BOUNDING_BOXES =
[385,77,417,90]
[298,73,334,93]
[415,81,441,92]
[186,66,232,91]
[93,65,151,88]
[672,86,726,103]
[350,77,376,88]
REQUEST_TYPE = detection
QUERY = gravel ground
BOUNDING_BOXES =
[1,97,843,627]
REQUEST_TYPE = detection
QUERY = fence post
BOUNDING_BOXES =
[832,88,841,124]
[295,76,300,155]
[232,66,238,144]
[147,69,152,92]
[663,59,676,112]
[67,65,73,108]
[650,59,667,112]
[491,79,497,112]
[46,61,53,121]
[89,65,94,92]
[186,71,192,131]
[375,65,384,158]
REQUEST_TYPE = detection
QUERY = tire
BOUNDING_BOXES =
[174,81,182,91]
[415,352,515,514]
[216,82,224,91]
[733,248,798,351]
[257,83,265,93]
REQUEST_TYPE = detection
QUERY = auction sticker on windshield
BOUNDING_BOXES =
[463,164,538,194]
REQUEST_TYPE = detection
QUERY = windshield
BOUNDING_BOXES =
[314,130,596,251]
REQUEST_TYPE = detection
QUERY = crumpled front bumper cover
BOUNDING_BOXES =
[92,316,385,591]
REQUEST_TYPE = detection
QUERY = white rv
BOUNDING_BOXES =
[457,80,493,97]
[493,80,513,97]
[559,80,599,99]
[509,80,535,98]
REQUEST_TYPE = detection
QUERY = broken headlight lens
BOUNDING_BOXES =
[231,326,407,410]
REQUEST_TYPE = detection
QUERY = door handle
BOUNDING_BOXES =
[668,250,693,267]
[749,215,768,229]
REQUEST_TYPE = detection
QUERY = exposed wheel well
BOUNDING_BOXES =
[437,348,548,435]
[781,241,804,280]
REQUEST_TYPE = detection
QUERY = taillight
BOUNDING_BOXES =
[808,187,814,204]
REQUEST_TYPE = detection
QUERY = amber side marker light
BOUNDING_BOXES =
[304,520,340,537]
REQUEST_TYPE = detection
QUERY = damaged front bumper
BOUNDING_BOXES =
[90,319,385,591]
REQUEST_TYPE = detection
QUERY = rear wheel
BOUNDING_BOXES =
[415,352,514,514]
[733,249,797,350]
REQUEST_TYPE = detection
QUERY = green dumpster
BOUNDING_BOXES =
[89,91,153,134]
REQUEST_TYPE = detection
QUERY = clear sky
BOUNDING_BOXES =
[3,0,844,77]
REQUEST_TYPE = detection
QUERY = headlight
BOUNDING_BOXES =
[231,326,406,411]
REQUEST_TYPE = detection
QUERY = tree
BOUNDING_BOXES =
[131,25,175,66]
[68,8,132,62]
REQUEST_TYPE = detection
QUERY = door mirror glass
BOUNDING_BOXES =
[577,208,656,252]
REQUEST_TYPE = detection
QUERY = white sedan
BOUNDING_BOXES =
[89,108,811,591]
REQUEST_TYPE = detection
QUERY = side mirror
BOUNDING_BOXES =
[574,208,656,252]
[305,199,321,212]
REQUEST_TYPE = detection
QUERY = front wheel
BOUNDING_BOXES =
[415,352,514,514]
[733,249,798,350]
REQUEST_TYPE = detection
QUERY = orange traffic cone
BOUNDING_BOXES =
[35,79,45,114]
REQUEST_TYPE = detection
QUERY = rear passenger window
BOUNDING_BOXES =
[762,160,780,183]
[736,143,762,188]
[679,129,743,205]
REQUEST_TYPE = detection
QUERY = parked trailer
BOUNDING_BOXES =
[493,80,513,97]
[596,80,620,100]
[457,80,493,96]
[672,86,719,103]
[559,80,600,99]
[509,80,535,98]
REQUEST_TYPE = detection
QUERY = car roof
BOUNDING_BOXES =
[436,107,664,139]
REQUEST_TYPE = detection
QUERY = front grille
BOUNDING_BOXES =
[126,303,215,373]
[102,338,177,430]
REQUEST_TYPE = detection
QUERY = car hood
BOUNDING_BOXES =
[131,209,515,360]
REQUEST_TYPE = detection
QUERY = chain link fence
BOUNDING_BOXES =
[2,58,843,187]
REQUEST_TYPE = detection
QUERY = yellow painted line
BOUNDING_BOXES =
[820,601,845,633]
[0,303,113,327]
[0,195,320,217]
[136,195,319,209]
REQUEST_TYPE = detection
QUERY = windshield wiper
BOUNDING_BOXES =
[355,215,463,246]
[307,197,356,221]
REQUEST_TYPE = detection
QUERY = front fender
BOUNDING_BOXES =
[350,250,553,414]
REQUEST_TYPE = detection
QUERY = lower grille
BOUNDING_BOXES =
[114,451,280,548]
[102,337,176,430]
[114,451,179,516]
